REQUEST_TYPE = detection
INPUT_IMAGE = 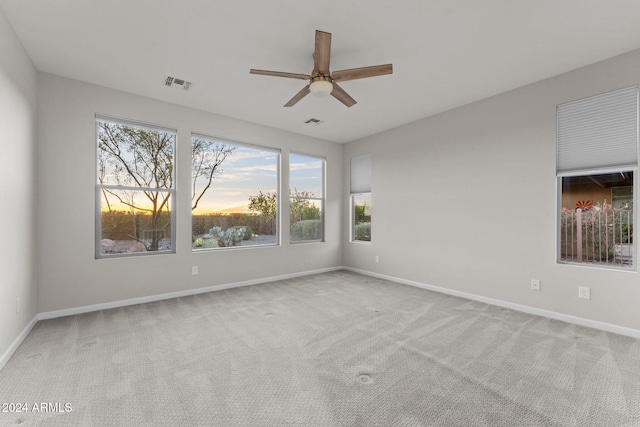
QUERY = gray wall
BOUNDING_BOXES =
[0,10,38,358]
[343,49,640,331]
[36,73,343,312]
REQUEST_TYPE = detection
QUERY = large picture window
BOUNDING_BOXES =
[557,86,638,269]
[96,116,176,257]
[191,134,279,250]
[289,153,324,242]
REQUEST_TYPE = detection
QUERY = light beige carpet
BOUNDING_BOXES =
[1,270,639,426]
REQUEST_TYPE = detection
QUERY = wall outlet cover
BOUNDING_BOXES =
[578,286,591,300]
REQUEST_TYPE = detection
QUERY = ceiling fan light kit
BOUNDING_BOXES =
[309,78,333,97]
[250,30,393,107]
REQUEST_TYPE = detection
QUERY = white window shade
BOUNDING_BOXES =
[557,86,638,174]
[350,153,371,193]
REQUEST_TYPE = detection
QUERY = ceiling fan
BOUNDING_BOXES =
[250,30,393,107]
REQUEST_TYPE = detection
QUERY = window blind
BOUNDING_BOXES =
[350,153,371,193]
[557,86,638,174]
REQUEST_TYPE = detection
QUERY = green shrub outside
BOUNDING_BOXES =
[194,237,219,248]
[354,222,371,241]
[241,226,253,240]
[354,205,370,224]
[192,213,272,236]
[291,219,321,241]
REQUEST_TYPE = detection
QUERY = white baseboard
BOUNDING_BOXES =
[0,316,38,371]
[1,266,342,371]
[343,267,640,339]
[38,266,342,320]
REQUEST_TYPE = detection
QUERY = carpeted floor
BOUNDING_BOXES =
[1,270,639,426]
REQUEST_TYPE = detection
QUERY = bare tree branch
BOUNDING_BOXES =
[98,124,235,251]
[98,122,175,250]
[191,139,235,211]
[103,189,154,213]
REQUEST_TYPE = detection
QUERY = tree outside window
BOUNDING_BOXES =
[97,118,176,256]
[352,193,371,242]
[289,154,324,242]
[97,119,235,256]
[192,136,280,250]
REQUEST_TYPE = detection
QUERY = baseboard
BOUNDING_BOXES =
[0,316,39,371]
[344,266,640,339]
[37,266,343,321]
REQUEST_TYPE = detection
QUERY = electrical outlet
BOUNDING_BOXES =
[375,255,380,263]
[192,266,198,275]
[530,279,541,291]
[578,286,591,300]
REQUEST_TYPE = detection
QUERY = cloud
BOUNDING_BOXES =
[289,161,322,171]
[237,164,277,173]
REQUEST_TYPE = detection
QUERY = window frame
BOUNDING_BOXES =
[95,115,176,258]
[289,152,325,244]
[350,153,372,243]
[555,86,638,270]
[556,168,637,270]
[191,133,281,251]
[351,192,372,243]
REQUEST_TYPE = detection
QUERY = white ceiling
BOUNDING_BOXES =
[2,1,640,143]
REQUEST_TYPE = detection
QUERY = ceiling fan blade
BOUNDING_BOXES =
[313,30,331,75]
[250,69,310,80]
[331,83,357,107]
[331,64,393,82]
[284,85,311,107]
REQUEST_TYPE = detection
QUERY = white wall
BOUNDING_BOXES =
[36,73,342,312]
[344,48,640,331]
[0,10,38,360]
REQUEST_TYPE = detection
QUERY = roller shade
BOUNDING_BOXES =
[350,153,371,193]
[557,86,638,174]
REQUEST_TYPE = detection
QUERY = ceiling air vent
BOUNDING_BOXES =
[304,118,324,126]
[165,76,192,91]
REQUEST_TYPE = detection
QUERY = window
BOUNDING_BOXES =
[557,86,638,269]
[352,193,372,242]
[289,153,324,242]
[351,154,372,242]
[191,134,279,250]
[96,116,176,257]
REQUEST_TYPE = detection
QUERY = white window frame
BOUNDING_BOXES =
[191,133,281,251]
[556,169,637,270]
[350,154,372,243]
[350,192,372,243]
[95,115,176,258]
[289,152,325,243]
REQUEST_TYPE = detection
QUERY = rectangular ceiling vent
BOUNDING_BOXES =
[304,118,324,126]
[165,76,192,91]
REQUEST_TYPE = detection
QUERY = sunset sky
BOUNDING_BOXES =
[98,127,324,215]
[192,147,323,215]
